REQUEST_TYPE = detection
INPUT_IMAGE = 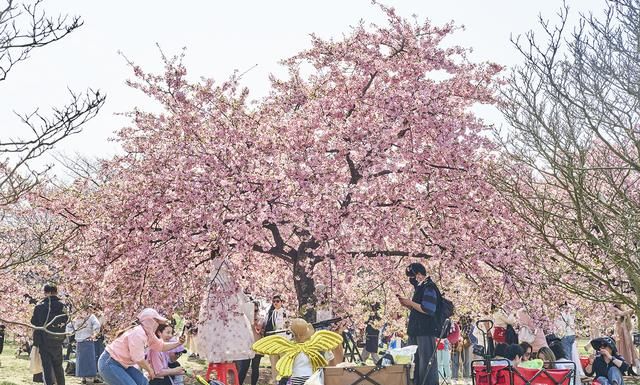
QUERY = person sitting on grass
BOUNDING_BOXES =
[585,337,629,385]
[494,343,508,361]
[148,324,187,385]
[98,309,185,385]
[505,344,525,367]
[548,339,571,366]
[548,336,574,385]
[519,342,533,362]
[537,346,557,369]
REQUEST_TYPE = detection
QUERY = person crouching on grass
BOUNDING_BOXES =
[585,337,629,385]
[98,309,185,385]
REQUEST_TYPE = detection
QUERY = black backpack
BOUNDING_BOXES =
[440,294,455,320]
[428,281,455,336]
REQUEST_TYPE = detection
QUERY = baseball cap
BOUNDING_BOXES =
[138,308,169,324]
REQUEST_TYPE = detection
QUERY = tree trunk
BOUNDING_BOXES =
[293,257,317,322]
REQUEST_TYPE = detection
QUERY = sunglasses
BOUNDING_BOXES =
[273,299,281,303]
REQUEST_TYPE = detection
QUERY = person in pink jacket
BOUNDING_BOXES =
[97,309,185,385]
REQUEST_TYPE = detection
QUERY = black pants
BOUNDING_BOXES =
[64,338,74,361]
[236,354,263,385]
[408,335,437,385]
[149,377,172,385]
[40,344,65,385]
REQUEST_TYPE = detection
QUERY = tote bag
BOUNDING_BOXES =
[30,346,43,374]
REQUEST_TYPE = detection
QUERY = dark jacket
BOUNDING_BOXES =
[586,354,629,378]
[264,307,287,336]
[365,323,380,353]
[407,278,439,337]
[31,296,68,347]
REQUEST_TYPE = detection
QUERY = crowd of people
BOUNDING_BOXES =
[427,299,640,385]
[10,263,640,385]
[24,284,189,385]
[21,281,308,385]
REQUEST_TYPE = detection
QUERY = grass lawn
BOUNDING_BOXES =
[0,343,38,385]
[0,342,274,385]
[3,339,639,385]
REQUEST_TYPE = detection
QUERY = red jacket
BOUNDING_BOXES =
[447,322,461,344]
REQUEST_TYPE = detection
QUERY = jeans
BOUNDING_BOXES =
[452,345,472,379]
[561,335,575,360]
[98,351,148,385]
[409,335,438,385]
[250,355,262,385]
[452,350,461,379]
[596,366,624,385]
[462,344,472,377]
[236,358,250,384]
[437,344,451,379]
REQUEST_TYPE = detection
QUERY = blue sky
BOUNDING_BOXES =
[0,0,605,174]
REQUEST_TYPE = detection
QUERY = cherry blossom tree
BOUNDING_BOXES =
[47,4,523,325]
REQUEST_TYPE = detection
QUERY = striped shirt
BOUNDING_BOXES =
[419,281,438,316]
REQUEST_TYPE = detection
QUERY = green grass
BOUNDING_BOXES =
[0,343,40,385]
[0,342,274,385]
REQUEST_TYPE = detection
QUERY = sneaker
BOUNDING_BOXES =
[93,379,104,384]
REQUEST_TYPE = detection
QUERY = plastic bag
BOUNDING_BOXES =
[388,345,418,364]
[323,350,335,362]
[305,369,324,385]
[29,346,43,374]
[518,326,535,344]
[389,334,402,350]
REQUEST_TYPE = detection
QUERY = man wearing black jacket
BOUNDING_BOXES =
[31,284,69,385]
[398,263,440,385]
[0,324,5,368]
